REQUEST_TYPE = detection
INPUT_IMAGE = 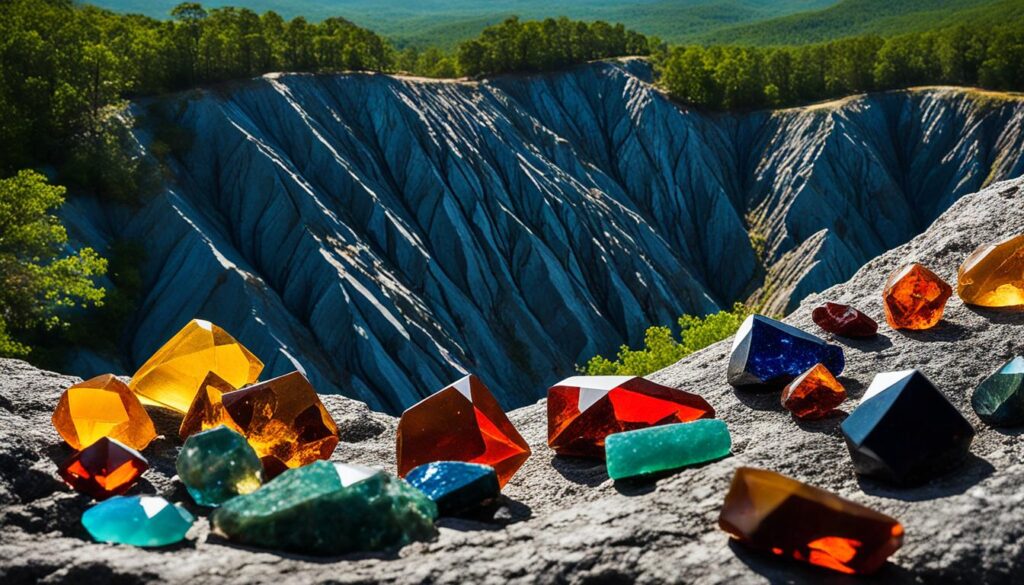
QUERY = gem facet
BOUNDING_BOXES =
[971,357,1024,427]
[405,461,500,516]
[547,376,716,458]
[958,233,1024,307]
[82,495,194,547]
[211,461,437,555]
[129,319,263,413]
[176,425,263,506]
[728,315,845,390]
[811,302,878,337]
[841,369,975,485]
[882,263,953,330]
[781,364,847,420]
[719,467,903,575]
[58,437,148,500]
[605,419,731,480]
[179,371,339,478]
[52,374,157,451]
[397,375,530,487]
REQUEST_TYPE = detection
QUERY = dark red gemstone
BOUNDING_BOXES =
[58,437,149,500]
[811,303,878,338]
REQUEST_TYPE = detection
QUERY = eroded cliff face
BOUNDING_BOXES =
[60,61,1024,411]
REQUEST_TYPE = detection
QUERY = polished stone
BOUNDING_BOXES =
[882,263,953,330]
[811,302,878,337]
[405,461,500,516]
[781,364,847,420]
[971,357,1024,427]
[52,374,156,451]
[82,495,194,547]
[958,233,1024,307]
[727,315,844,390]
[58,437,148,500]
[605,419,730,480]
[176,425,263,507]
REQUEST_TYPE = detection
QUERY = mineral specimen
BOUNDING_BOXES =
[727,315,844,390]
[957,233,1024,307]
[811,302,878,337]
[882,263,953,330]
[52,374,156,451]
[176,425,263,506]
[405,461,500,516]
[58,437,148,500]
[82,495,194,547]
[604,419,731,480]
[781,364,847,420]
[971,357,1024,427]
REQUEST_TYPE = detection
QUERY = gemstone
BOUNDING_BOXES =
[82,495,194,547]
[781,364,847,420]
[958,233,1024,307]
[719,467,903,575]
[547,376,716,458]
[176,425,263,506]
[405,461,500,516]
[179,371,339,478]
[971,357,1024,427]
[129,319,263,413]
[212,461,437,555]
[605,419,731,480]
[58,437,148,500]
[397,374,530,487]
[51,374,157,451]
[728,315,845,390]
[841,369,975,485]
[882,263,953,330]
[811,302,878,337]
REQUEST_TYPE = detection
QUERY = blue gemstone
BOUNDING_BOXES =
[82,495,194,547]
[728,315,844,389]
[405,461,500,516]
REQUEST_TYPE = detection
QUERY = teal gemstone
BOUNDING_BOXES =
[211,461,437,555]
[81,495,194,547]
[176,425,263,506]
[605,419,731,480]
[972,357,1024,427]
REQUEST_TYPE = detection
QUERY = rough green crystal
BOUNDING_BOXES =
[81,495,194,547]
[211,461,437,555]
[605,419,731,480]
[972,357,1024,427]
[176,425,263,506]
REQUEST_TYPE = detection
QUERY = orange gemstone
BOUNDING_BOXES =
[396,375,530,487]
[52,374,157,451]
[180,371,339,478]
[719,467,903,575]
[882,263,953,330]
[781,364,846,419]
[958,233,1024,308]
[58,437,148,500]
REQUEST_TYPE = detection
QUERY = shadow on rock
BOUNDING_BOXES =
[550,455,609,487]
[727,539,916,584]
[839,378,866,401]
[856,452,995,501]
[732,388,786,412]
[831,332,894,353]
[207,534,401,563]
[966,305,1024,325]
[437,495,532,531]
[793,409,848,436]
[897,321,969,343]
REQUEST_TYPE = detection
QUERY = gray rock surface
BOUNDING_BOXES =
[3,177,1023,583]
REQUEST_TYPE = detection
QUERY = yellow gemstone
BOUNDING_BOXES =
[52,375,157,451]
[958,233,1024,308]
[129,319,263,413]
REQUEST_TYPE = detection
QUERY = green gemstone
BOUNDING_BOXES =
[81,495,194,547]
[605,419,731,480]
[211,461,437,555]
[971,357,1024,426]
[176,425,263,507]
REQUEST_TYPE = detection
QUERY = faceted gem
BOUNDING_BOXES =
[397,374,530,487]
[212,461,437,555]
[781,364,847,420]
[605,419,731,481]
[58,437,148,500]
[728,315,845,390]
[82,495,195,547]
[547,376,716,458]
[129,319,263,413]
[176,425,263,506]
[841,369,975,485]
[179,371,339,478]
[719,467,903,575]
[51,374,156,451]
[958,233,1024,307]
[971,357,1024,427]
[882,263,953,330]
[405,461,500,516]
[811,302,878,337]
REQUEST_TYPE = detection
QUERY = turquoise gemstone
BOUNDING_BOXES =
[176,425,263,506]
[405,461,500,516]
[605,419,731,480]
[82,495,194,547]
[211,461,437,555]
[972,357,1024,427]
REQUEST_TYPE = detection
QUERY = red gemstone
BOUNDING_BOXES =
[58,437,149,500]
[811,303,878,338]
[548,376,716,458]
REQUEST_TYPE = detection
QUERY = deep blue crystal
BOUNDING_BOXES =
[405,461,500,516]
[727,315,845,389]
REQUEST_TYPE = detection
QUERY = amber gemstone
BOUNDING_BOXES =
[179,371,339,477]
[811,303,878,337]
[882,263,953,330]
[52,374,157,451]
[547,376,715,458]
[781,364,847,419]
[719,467,904,575]
[397,374,530,487]
[958,233,1024,308]
[129,319,263,413]
[58,437,149,500]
